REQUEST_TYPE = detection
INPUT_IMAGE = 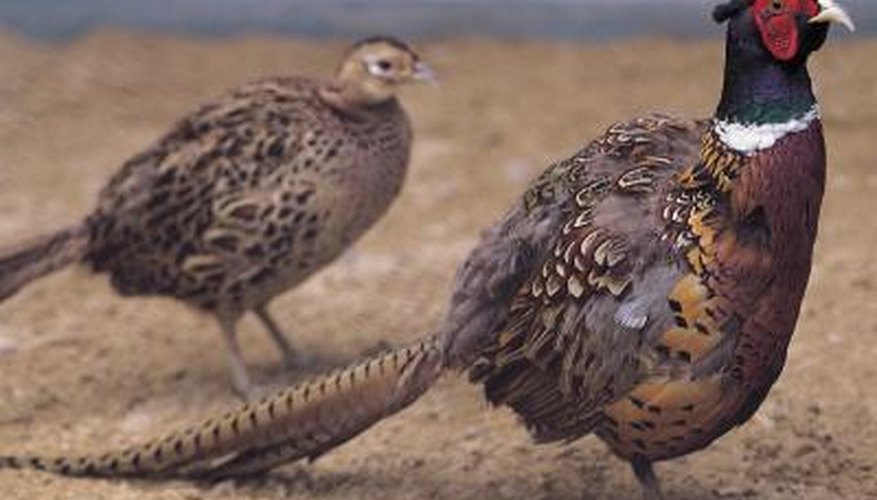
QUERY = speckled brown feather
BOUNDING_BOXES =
[469,115,707,443]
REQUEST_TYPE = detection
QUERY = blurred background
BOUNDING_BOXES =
[1,2,876,500]
[1,0,875,40]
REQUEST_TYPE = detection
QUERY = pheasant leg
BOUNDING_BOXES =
[218,317,254,400]
[253,304,300,368]
[631,458,665,500]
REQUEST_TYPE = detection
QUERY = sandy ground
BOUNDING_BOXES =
[0,31,875,500]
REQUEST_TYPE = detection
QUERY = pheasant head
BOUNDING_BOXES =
[324,36,437,109]
[711,0,854,152]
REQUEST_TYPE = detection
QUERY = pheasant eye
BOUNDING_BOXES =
[377,60,393,71]
[769,0,784,13]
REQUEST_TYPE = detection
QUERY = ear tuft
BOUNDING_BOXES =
[713,0,749,24]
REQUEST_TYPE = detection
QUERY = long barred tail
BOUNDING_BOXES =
[0,225,89,302]
[0,337,444,480]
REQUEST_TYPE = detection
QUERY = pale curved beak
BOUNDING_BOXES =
[810,0,856,32]
[412,61,439,84]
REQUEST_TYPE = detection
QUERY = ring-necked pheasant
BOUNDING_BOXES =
[0,36,435,398]
[0,1,855,498]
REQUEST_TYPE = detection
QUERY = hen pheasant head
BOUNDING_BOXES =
[329,36,436,108]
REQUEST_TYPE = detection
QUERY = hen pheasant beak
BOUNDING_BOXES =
[412,61,439,84]
[809,0,856,32]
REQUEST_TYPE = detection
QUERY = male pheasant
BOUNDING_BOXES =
[0,36,435,398]
[0,1,855,498]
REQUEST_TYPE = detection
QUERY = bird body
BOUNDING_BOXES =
[87,76,412,315]
[0,1,855,498]
[471,112,826,465]
[0,37,434,397]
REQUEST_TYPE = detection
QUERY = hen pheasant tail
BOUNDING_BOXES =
[0,225,89,302]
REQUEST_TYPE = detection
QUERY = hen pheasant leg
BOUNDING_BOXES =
[218,317,254,400]
[253,304,300,368]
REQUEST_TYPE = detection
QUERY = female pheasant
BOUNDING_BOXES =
[0,36,435,398]
[0,1,855,499]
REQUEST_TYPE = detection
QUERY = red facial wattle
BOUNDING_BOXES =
[752,0,821,61]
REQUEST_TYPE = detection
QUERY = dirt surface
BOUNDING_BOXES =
[0,32,875,500]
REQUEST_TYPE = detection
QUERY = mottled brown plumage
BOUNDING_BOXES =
[0,36,435,398]
[0,2,854,499]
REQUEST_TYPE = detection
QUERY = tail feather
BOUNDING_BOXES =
[0,337,443,479]
[0,225,89,301]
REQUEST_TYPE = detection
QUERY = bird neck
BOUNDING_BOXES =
[713,35,819,155]
[320,68,396,114]
[716,62,817,127]
[689,49,827,293]
[686,45,827,244]
[694,36,826,202]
